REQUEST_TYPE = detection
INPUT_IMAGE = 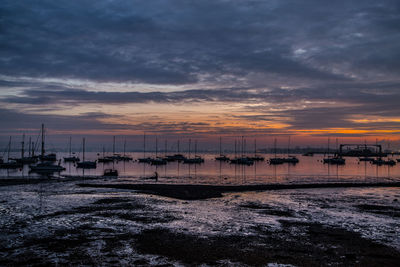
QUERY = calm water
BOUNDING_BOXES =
[1,152,400,184]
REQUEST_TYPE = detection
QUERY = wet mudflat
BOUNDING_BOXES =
[0,180,400,266]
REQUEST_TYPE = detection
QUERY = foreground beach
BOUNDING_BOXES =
[0,178,399,266]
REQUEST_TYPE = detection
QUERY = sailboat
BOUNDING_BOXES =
[164,140,187,162]
[29,125,65,174]
[269,138,285,165]
[0,136,23,169]
[138,133,152,163]
[150,137,167,165]
[282,137,299,164]
[119,139,133,161]
[64,136,80,162]
[215,137,230,161]
[249,139,264,161]
[323,138,345,165]
[183,139,204,164]
[10,134,38,164]
[29,160,65,173]
[230,137,254,165]
[38,124,57,162]
[76,138,97,169]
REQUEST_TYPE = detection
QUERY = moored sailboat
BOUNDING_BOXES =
[64,136,80,163]
[76,138,97,169]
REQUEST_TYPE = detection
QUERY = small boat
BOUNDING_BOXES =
[269,158,285,165]
[64,137,80,162]
[215,155,230,161]
[76,138,97,169]
[183,139,204,164]
[109,154,133,162]
[103,169,118,177]
[322,138,345,165]
[283,156,299,164]
[249,155,264,161]
[150,157,167,165]
[64,155,80,163]
[29,161,65,173]
[269,138,284,165]
[77,161,97,168]
[0,160,23,169]
[183,156,205,164]
[281,137,299,164]
[138,157,152,163]
[39,153,57,162]
[98,156,113,163]
[359,157,375,162]
[14,157,38,164]
[119,139,133,161]
[10,134,38,164]
[302,152,314,156]
[230,157,254,165]
[215,137,230,161]
[230,137,253,165]
[372,158,396,166]
[323,157,346,165]
[0,137,23,169]
[164,154,187,162]
[38,124,57,162]
[250,139,264,161]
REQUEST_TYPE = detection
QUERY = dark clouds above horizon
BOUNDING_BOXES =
[1,0,400,141]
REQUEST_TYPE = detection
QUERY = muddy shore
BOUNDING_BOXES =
[78,181,400,200]
[1,181,399,266]
[1,193,399,266]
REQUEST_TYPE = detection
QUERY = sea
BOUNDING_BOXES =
[0,152,399,265]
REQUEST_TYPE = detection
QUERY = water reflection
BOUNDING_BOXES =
[1,152,399,184]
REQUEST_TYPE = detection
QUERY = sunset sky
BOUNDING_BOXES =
[1,0,400,150]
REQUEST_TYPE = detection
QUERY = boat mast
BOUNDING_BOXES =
[188,139,191,159]
[124,139,126,157]
[219,136,222,156]
[7,136,11,161]
[241,136,244,158]
[254,139,256,157]
[165,139,167,157]
[234,139,237,159]
[143,133,146,158]
[82,138,85,162]
[327,138,330,158]
[274,138,277,159]
[28,137,31,157]
[41,124,45,158]
[69,136,72,157]
[31,140,35,157]
[195,140,197,157]
[113,136,116,155]
[335,138,338,156]
[156,137,158,158]
[21,133,25,159]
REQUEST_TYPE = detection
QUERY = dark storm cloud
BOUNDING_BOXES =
[0,108,120,133]
[3,0,392,84]
[1,86,263,105]
[1,0,400,136]
[3,78,399,107]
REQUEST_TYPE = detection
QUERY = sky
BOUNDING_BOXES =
[1,0,400,151]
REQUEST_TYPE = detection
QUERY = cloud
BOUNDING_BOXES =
[1,0,400,143]
[3,0,388,85]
